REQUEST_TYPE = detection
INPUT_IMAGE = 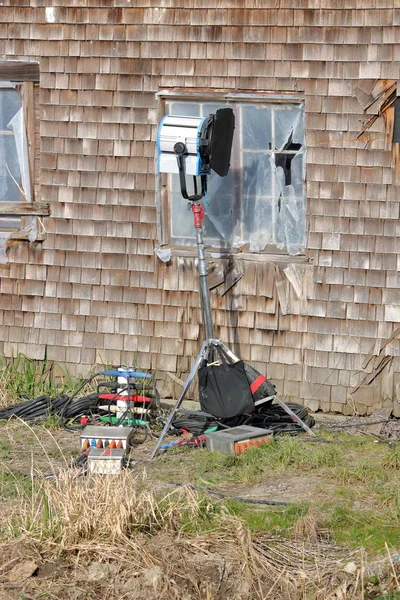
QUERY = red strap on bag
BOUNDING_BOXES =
[250,374,267,394]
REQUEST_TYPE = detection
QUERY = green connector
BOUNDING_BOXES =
[99,416,148,427]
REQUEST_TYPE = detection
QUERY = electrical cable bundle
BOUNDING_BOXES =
[172,413,220,436]
[0,392,99,422]
[228,402,315,433]
[171,402,315,436]
[0,369,158,442]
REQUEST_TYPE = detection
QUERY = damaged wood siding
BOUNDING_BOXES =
[0,3,399,416]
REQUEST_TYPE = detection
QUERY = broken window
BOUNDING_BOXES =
[158,95,306,256]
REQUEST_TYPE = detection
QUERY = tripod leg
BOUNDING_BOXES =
[272,395,316,436]
[150,341,209,459]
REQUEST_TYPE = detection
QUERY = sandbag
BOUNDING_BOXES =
[198,359,255,419]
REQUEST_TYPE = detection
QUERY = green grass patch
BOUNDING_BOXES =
[332,461,388,486]
[325,503,400,553]
[0,438,10,459]
[226,499,310,535]
[0,352,84,402]
[192,435,396,487]
[152,434,400,557]
[0,470,33,501]
[382,445,400,471]
[194,436,358,484]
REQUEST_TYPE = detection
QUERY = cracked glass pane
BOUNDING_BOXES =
[0,86,21,230]
[242,104,272,149]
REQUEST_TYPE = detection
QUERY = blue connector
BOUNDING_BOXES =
[100,370,152,379]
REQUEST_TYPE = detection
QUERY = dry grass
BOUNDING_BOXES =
[0,467,363,600]
[1,420,398,598]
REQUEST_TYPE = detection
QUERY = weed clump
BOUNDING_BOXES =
[0,353,79,406]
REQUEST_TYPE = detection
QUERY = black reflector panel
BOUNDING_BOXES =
[209,108,235,177]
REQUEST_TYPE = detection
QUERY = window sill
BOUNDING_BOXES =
[9,231,45,241]
[0,201,50,216]
[165,246,310,264]
[0,202,49,242]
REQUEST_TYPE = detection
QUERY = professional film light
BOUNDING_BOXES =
[157,108,235,177]
[157,108,235,201]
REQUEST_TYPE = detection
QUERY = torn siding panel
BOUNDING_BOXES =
[283,264,315,301]
[256,261,275,298]
[275,265,290,315]
[0,231,10,263]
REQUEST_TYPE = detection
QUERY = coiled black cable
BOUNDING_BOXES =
[60,373,104,431]
[171,403,315,436]
[0,392,100,424]
[0,372,105,429]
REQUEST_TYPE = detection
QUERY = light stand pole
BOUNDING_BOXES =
[192,202,214,340]
[150,199,219,459]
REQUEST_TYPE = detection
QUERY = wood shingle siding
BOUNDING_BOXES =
[0,2,399,415]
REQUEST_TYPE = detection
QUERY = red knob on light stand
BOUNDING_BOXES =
[191,202,205,229]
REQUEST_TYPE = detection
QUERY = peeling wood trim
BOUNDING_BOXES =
[0,202,50,216]
[217,261,243,296]
[166,372,185,387]
[166,246,309,264]
[156,89,304,103]
[351,327,400,395]
[0,61,40,82]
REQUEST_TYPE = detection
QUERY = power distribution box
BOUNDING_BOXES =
[205,425,273,455]
[87,448,126,475]
[80,425,133,451]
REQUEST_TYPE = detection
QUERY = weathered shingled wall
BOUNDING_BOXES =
[0,1,400,415]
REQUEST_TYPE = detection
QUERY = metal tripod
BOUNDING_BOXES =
[150,201,314,459]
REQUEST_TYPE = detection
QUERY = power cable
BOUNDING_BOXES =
[0,392,99,424]
[322,419,399,429]
[171,402,315,437]
[165,481,288,506]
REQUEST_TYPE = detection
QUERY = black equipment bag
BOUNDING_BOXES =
[198,348,255,419]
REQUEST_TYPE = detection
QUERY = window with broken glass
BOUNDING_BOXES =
[0,61,49,261]
[159,96,306,256]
